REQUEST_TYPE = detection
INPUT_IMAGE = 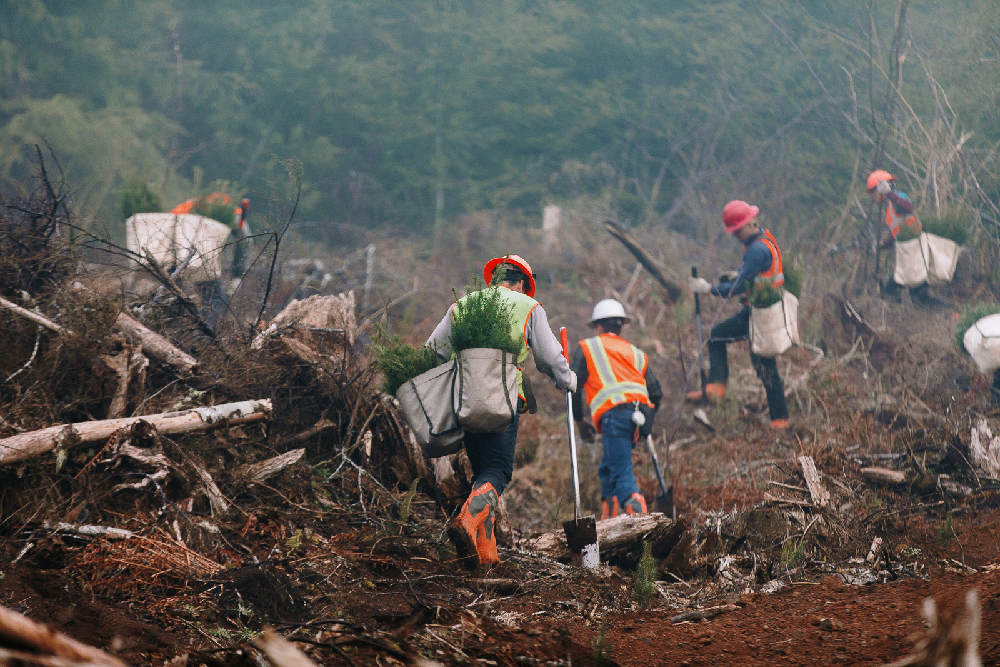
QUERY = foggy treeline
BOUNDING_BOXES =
[1,0,999,266]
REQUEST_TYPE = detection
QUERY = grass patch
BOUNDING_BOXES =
[373,331,443,395]
[780,539,806,567]
[450,282,522,355]
[955,303,1000,353]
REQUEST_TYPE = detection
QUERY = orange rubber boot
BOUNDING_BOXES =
[475,512,500,567]
[448,482,498,571]
[622,492,647,515]
[600,498,621,521]
[770,418,790,430]
[685,383,726,403]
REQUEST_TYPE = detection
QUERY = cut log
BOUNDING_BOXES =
[603,220,683,302]
[528,513,688,568]
[115,312,198,375]
[798,456,830,507]
[0,603,128,667]
[861,467,910,484]
[0,400,272,467]
[234,449,306,483]
[0,296,71,335]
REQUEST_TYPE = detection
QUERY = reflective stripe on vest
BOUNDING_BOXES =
[885,197,921,239]
[580,334,651,429]
[749,229,784,287]
[454,286,536,399]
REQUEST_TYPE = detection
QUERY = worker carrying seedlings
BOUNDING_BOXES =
[426,254,577,570]
[686,200,790,430]
[867,169,944,307]
[571,299,662,520]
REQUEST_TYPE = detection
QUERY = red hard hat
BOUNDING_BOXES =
[483,254,536,297]
[722,200,759,234]
[867,169,895,191]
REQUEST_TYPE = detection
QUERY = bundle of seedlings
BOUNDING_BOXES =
[449,282,522,355]
[374,332,443,395]
[747,263,802,308]
[955,303,1000,353]
[921,210,971,245]
[895,224,922,242]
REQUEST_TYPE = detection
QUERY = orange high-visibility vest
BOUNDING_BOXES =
[746,229,784,287]
[885,195,921,239]
[171,193,236,216]
[580,333,652,430]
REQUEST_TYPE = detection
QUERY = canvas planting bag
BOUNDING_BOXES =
[395,359,464,458]
[749,291,800,358]
[893,234,930,288]
[924,232,960,285]
[453,348,519,433]
[963,314,1000,374]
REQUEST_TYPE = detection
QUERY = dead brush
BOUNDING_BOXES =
[76,531,223,600]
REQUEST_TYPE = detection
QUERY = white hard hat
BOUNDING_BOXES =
[590,298,630,324]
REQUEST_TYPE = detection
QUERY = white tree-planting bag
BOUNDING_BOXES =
[924,232,961,285]
[396,359,465,458]
[453,348,519,433]
[893,234,930,288]
[126,213,232,283]
[749,291,800,358]
[963,314,1000,374]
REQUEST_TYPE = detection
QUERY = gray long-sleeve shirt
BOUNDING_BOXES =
[426,299,575,391]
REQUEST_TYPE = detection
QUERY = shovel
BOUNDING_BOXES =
[558,327,599,568]
[645,434,675,520]
[692,266,708,403]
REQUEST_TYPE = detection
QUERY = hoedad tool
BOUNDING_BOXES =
[692,266,708,402]
[558,327,598,568]
[645,434,675,519]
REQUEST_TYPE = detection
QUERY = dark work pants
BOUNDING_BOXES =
[993,370,1000,407]
[463,398,524,495]
[707,310,789,421]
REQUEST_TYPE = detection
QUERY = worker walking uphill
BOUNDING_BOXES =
[867,170,943,307]
[426,255,577,570]
[571,299,661,520]
[686,200,790,430]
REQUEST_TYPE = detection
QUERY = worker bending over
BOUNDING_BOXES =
[426,255,577,570]
[572,299,661,519]
[867,169,942,307]
[687,200,790,430]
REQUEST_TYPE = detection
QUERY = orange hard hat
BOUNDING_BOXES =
[722,200,759,234]
[483,254,536,297]
[867,169,895,191]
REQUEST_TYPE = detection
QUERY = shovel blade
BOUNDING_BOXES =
[655,485,675,520]
[562,515,598,553]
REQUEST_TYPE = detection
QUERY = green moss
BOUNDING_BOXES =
[373,331,443,395]
[955,303,1000,353]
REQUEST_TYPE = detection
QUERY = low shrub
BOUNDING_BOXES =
[955,303,1000,353]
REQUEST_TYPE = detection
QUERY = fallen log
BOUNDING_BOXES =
[0,399,272,467]
[0,296,71,335]
[0,604,127,667]
[798,456,830,507]
[861,467,910,484]
[603,220,683,302]
[234,448,306,483]
[40,522,136,539]
[114,312,198,375]
[528,513,688,567]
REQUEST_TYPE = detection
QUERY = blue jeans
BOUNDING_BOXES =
[598,405,640,501]
[463,398,524,495]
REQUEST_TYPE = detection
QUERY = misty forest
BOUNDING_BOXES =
[3,2,1000,666]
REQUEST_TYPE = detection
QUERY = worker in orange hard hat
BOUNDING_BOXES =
[867,170,944,307]
[686,200,790,430]
[425,254,577,570]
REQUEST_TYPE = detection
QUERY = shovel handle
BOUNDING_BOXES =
[559,326,569,361]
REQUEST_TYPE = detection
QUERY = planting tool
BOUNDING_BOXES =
[692,266,708,402]
[645,435,675,519]
[558,327,599,568]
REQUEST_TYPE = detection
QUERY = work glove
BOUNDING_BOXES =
[875,180,891,195]
[578,419,597,441]
[688,276,712,294]
[564,370,578,394]
[719,270,739,282]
